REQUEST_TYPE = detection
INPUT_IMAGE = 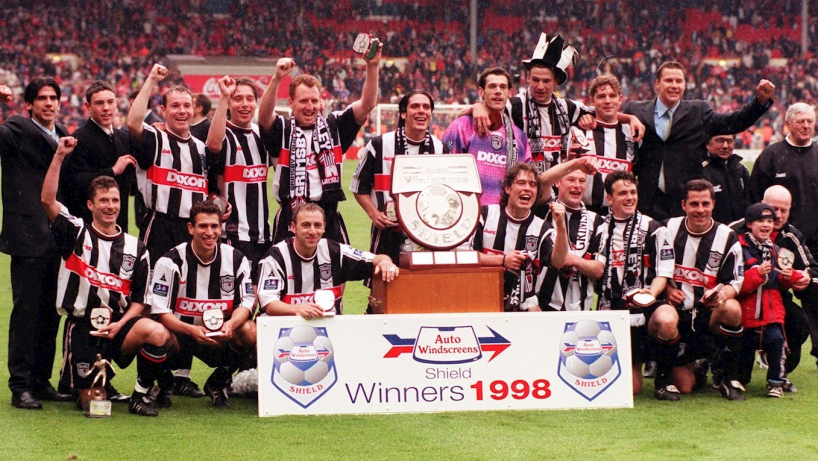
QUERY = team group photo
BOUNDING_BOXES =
[1,0,818,459]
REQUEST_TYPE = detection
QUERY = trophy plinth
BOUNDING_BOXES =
[79,386,111,417]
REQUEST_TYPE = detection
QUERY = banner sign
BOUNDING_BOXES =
[257,311,633,416]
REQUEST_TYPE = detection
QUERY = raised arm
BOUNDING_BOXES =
[127,64,168,143]
[350,40,382,125]
[258,58,295,131]
[549,202,569,269]
[205,75,236,154]
[41,137,77,223]
[537,156,598,203]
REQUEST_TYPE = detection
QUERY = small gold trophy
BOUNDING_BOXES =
[79,354,112,417]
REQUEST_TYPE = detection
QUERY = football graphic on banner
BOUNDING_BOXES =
[558,319,621,401]
[272,325,337,408]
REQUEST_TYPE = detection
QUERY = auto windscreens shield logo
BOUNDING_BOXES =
[271,325,337,408]
[383,326,511,364]
[557,319,621,401]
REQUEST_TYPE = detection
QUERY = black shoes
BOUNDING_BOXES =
[654,384,681,401]
[172,377,206,398]
[129,392,158,417]
[11,391,42,410]
[154,387,173,409]
[204,375,230,408]
[719,380,746,401]
[32,384,73,402]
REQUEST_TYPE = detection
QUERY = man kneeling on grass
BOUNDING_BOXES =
[43,137,170,416]
[257,203,399,318]
[149,200,257,408]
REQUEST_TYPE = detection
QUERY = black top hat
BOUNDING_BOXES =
[521,33,577,85]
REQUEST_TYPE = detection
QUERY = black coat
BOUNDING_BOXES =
[62,119,134,229]
[702,153,751,225]
[0,115,67,257]
[624,97,769,219]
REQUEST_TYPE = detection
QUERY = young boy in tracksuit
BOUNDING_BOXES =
[737,203,803,398]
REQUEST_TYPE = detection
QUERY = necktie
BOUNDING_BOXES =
[658,109,673,192]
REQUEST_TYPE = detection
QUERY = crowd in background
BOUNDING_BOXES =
[1,0,817,146]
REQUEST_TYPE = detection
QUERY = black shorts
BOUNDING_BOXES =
[171,333,229,370]
[676,307,713,365]
[628,300,665,365]
[61,316,140,391]
[140,211,190,266]
[226,237,272,284]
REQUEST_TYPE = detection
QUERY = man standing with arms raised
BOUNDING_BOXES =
[128,64,213,261]
[259,44,382,244]
[624,61,774,220]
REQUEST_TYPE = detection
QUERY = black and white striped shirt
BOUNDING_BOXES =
[536,204,604,311]
[133,125,209,219]
[349,130,446,258]
[472,205,554,310]
[149,242,254,326]
[213,121,273,244]
[582,121,634,214]
[53,206,150,319]
[594,214,675,310]
[257,238,375,315]
[664,217,744,311]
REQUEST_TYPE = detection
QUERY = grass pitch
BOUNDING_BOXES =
[1,160,817,460]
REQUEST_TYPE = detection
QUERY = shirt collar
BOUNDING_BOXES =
[785,134,813,148]
[90,117,114,136]
[655,99,680,117]
[31,118,59,142]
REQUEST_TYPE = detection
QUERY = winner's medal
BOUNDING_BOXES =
[314,289,336,316]
[203,308,225,337]
[89,307,113,336]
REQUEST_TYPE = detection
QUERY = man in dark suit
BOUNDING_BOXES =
[63,81,137,230]
[624,61,775,220]
[0,78,73,409]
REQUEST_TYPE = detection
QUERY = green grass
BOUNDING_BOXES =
[2,160,818,460]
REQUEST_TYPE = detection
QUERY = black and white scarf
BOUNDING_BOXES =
[502,112,519,171]
[748,233,774,319]
[525,94,570,163]
[597,211,645,310]
[287,115,344,211]
[395,126,436,156]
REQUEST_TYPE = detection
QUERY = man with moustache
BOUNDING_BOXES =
[702,134,750,225]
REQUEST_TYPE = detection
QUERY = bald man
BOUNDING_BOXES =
[731,185,816,381]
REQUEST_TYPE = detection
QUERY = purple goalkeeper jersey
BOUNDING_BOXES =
[442,115,531,206]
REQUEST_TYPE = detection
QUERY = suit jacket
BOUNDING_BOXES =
[62,119,134,229]
[0,115,67,257]
[624,97,769,219]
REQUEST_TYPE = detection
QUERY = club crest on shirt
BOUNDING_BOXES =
[319,263,332,282]
[491,134,503,150]
[525,235,538,252]
[121,254,136,272]
[707,251,723,271]
[220,275,235,294]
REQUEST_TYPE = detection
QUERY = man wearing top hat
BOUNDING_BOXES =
[463,33,644,179]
